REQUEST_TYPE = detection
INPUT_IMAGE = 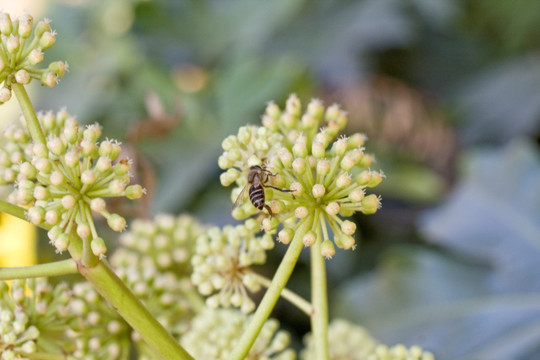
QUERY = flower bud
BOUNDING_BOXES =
[107,214,126,231]
[61,195,76,209]
[295,206,308,219]
[50,170,64,186]
[55,233,71,252]
[77,224,90,239]
[278,228,294,244]
[18,14,33,38]
[90,198,106,212]
[336,172,351,188]
[33,185,50,200]
[0,13,13,35]
[361,194,380,214]
[290,181,303,197]
[6,34,19,53]
[39,31,56,49]
[312,184,326,198]
[41,72,58,87]
[292,158,306,174]
[28,49,44,65]
[220,168,241,187]
[91,237,107,257]
[334,137,348,156]
[341,220,356,235]
[15,70,31,84]
[45,210,59,225]
[325,202,340,216]
[321,239,336,259]
[302,231,316,247]
[49,61,67,77]
[237,126,252,145]
[27,206,45,225]
[0,87,11,103]
[126,185,144,199]
[349,188,365,202]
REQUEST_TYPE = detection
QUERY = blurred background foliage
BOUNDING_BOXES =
[2,0,540,359]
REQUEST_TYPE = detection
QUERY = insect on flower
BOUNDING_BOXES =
[232,165,294,217]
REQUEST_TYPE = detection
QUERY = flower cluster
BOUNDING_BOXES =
[367,344,435,360]
[69,282,131,359]
[0,278,77,358]
[0,12,66,103]
[219,94,383,256]
[110,248,199,342]
[191,221,274,313]
[301,319,377,360]
[300,319,436,360]
[118,213,204,276]
[181,308,295,360]
[0,109,144,255]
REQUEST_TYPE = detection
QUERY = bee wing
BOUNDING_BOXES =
[232,184,249,211]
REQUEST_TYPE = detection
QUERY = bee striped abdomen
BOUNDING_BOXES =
[249,186,265,210]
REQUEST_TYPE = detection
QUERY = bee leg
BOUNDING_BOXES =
[264,204,274,217]
[266,185,296,200]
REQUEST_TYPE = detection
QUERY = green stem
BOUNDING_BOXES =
[0,259,78,280]
[68,236,192,360]
[228,217,312,360]
[0,200,29,224]
[24,352,65,360]
[311,210,329,360]
[251,272,313,316]
[12,83,46,145]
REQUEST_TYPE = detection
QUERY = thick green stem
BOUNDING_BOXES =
[0,200,29,223]
[251,272,313,316]
[0,259,78,280]
[68,233,192,360]
[24,352,65,360]
[228,217,312,360]
[12,83,46,145]
[311,210,329,360]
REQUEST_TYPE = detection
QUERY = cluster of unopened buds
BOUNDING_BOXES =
[0,12,67,103]
[219,94,383,257]
[0,109,144,255]
[191,220,274,313]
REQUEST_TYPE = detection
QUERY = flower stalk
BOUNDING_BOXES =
[0,259,78,280]
[77,253,194,360]
[250,272,313,316]
[311,210,329,360]
[228,216,312,360]
[12,82,45,144]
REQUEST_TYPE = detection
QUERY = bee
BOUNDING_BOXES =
[233,165,294,216]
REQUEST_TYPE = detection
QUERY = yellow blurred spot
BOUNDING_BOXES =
[0,213,36,267]
[173,64,208,93]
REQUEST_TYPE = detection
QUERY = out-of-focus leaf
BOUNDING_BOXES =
[456,56,540,144]
[376,160,446,203]
[421,140,540,292]
[334,246,540,360]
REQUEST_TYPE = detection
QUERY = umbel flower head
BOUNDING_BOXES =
[300,319,436,360]
[0,109,144,255]
[69,282,131,359]
[191,220,274,314]
[219,94,383,256]
[0,12,67,103]
[118,213,204,276]
[181,308,296,360]
[110,248,199,341]
[0,278,77,358]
